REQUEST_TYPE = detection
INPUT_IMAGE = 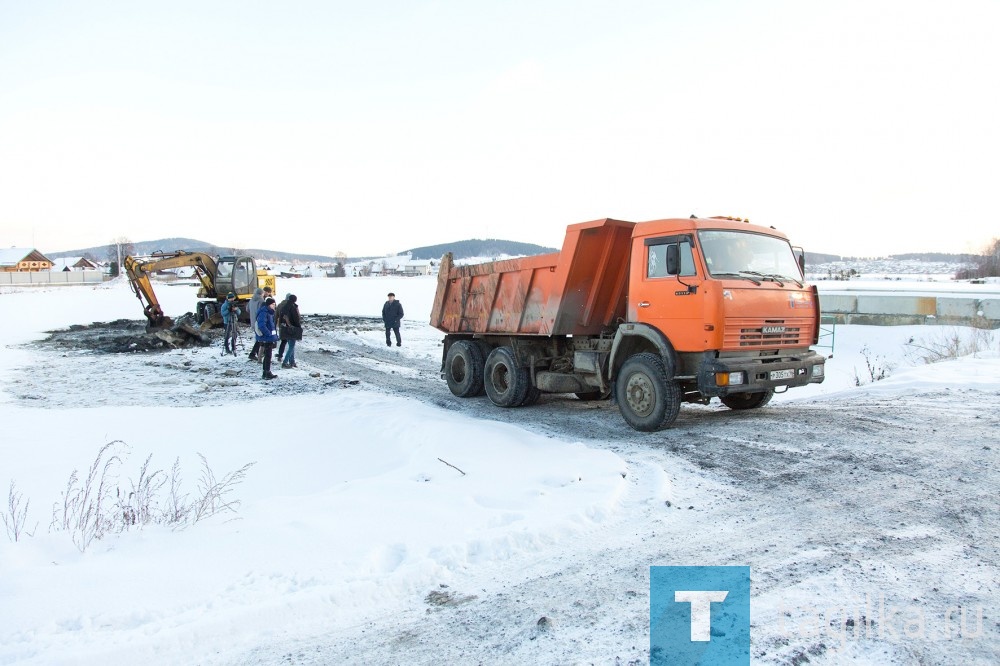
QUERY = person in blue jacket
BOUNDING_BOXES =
[255,297,280,380]
[220,292,241,356]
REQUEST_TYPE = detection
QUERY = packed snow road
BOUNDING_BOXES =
[23,316,1000,664]
[292,321,1000,665]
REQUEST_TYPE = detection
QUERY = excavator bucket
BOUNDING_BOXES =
[143,305,174,331]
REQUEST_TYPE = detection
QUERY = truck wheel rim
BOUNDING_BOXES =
[451,357,467,382]
[491,365,510,393]
[625,373,654,417]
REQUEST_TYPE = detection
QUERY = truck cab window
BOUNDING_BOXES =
[647,241,695,278]
[699,230,802,279]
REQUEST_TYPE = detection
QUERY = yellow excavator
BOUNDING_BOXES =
[124,251,276,329]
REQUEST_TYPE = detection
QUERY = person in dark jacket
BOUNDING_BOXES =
[220,293,241,356]
[255,297,280,380]
[247,286,272,362]
[275,293,292,361]
[280,294,302,368]
[382,292,404,346]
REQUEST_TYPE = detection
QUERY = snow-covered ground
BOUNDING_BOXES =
[1,276,998,665]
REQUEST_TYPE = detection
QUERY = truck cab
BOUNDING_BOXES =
[616,218,825,424]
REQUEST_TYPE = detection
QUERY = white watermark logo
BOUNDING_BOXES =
[674,590,729,641]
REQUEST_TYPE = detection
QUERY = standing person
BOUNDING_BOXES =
[256,297,279,380]
[382,292,404,347]
[280,294,302,368]
[220,292,241,356]
[247,286,272,362]
[275,293,292,362]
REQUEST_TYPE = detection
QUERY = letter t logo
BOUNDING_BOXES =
[674,590,729,641]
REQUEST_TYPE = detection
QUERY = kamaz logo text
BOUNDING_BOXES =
[762,326,786,334]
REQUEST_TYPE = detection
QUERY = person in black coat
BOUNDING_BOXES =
[275,293,292,361]
[279,294,302,368]
[382,292,404,346]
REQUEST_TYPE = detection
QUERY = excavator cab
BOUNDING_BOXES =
[213,256,257,299]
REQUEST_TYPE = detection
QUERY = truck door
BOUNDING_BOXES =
[631,235,706,352]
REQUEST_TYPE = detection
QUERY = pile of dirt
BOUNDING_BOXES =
[36,316,213,354]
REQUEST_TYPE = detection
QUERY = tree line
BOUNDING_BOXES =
[955,238,1000,279]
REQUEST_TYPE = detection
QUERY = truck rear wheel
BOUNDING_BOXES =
[720,390,774,410]
[520,385,542,407]
[484,347,530,407]
[615,352,681,431]
[445,340,486,398]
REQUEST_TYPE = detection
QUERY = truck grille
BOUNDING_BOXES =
[723,318,814,349]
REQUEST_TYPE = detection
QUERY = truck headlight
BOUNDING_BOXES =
[812,364,824,377]
[716,371,745,386]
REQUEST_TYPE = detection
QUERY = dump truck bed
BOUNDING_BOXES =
[430,218,635,336]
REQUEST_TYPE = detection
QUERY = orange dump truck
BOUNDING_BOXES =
[430,216,825,431]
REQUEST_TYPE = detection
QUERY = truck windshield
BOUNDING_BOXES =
[698,230,802,283]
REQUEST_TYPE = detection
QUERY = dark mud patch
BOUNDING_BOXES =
[303,314,385,332]
[33,318,213,354]
[30,314,385,356]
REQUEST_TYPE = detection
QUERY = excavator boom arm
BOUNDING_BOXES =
[124,252,220,328]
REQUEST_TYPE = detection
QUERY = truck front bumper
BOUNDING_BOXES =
[696,350,826,398]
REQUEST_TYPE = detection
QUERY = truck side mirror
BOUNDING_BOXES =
[665,244,680,275]
[793,245,805,274]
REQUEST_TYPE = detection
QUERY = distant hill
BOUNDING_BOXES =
[45,238,981,267]
[46,237,556,264]
[805,252,842,265]
[47,238,341,264]
[888,252,979,263]
[403,239,557,260]
[800,251,978,265]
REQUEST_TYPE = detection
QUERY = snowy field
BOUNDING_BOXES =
[1,276,998,665]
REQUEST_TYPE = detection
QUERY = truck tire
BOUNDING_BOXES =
[615,352,682,432]
[484,347,530,408]
[474,340,493,361]
[445,340,486,398]
[520,385,542,407]
[720,389,774,410]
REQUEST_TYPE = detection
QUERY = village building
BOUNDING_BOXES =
[50,256,99,272]
[345,254,438,277]
[0,247,54,272]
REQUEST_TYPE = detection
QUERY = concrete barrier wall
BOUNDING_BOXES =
[820,293,1000,327]
[0,271,108,286]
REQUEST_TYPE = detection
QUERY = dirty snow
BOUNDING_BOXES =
[1,277,998,665]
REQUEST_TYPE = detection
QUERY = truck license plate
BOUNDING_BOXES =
[770,369,795,381]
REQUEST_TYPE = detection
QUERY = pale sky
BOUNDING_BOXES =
[1,0,997,258]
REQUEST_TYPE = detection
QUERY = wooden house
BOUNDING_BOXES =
[0,247,54,272]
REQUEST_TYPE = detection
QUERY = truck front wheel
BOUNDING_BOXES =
[484,347,530,407]
[615,352,681,431]
[720,390,774,410]
[445,340,486,397]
